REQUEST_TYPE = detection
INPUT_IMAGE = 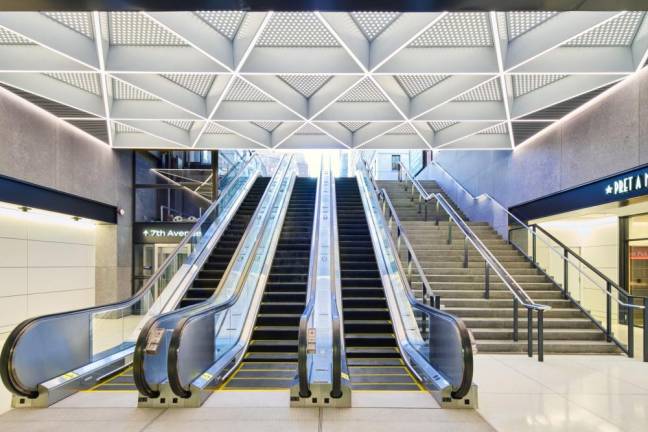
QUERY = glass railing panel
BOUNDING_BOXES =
[2,158,261,398]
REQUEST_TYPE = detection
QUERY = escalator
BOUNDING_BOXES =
[335,178,421,391]
[89,177,271,392]
[222,177,317,390]
[181,177,270,307]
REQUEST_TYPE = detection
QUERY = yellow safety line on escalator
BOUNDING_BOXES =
[85,367,133,392]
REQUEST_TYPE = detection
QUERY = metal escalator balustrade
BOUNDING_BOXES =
[0,155,264,407]
[336,177,421,391]
[134,155,293,401]
[355,157,476,404]
[181,178,270,308]
[159,157,296,407]
[89,177,271,393]
[222,177,317,390]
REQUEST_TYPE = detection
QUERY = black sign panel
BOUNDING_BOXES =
[511,164,648,222]
[134,222,195,244]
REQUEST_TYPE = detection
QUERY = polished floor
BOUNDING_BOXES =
[0,354,646,431]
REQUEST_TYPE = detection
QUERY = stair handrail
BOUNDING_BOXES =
[427,160,647,358]
[0,154,262,399]
[357,159,474,399]
[389,158,552,361]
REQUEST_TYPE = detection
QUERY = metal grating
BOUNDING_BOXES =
[506,11,559,40]
[0,83,98,118]
[224,78,273,102]
[67,120,108,142]
[340,121,368,132]
[257,12,339,47]
[339,78,387,102]
[564,12,645,46]
[296,123,324,134]
[44,73,101,96]
[194,11,245,40]
[43,12,94,39]
[521,82,616,120]
[512,121,554,144]
[411,12,492,47]
[0,27,34,45]
[455,79,501,102]
[350,12,400,41]
[109,12,187,46]
[479,123,508,134]
[114,122,139,133]
[204,122,231,134]
[112,79,158,100]
[278,74,332,98]
[428,121,457,132]
[253,121,281,132]
[161,74,216,97]
[395,75,449,98]
[387,123,417,135]
[513,74,567,97]
[165,120,193,131]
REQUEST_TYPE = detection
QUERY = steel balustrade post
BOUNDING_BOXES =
[484,262,490,299]
[538,309,544,362]
[527,307,533,358]
[434,295,441,309]
[606,282,612,342]
[435,201,439,226]
[563,248,569,299]
[513,298,519,342]
[644,297,648,362]
[447,223,452,245]
[424,201,428,221]
[407,251,413,285]
[463,237,468,268]
[628,295,635,358]
[532,226,537,264]
[418,195,422,215]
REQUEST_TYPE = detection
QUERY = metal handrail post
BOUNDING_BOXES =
[527,307,533,358]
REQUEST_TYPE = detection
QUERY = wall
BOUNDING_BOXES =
[433,66,648,210]
[0,86,133,323]
[0,209,96,336]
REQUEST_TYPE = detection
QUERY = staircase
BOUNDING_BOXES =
[179,177,270,308]
[378,180,620,355]
[336,178,421,391]
[223,177,317,389]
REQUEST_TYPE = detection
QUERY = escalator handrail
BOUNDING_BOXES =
[0,154,260,399]
[329,168,345,399]
[134,154,289,398]
[166,156,295,398]
[297,159,324,398]
[357,160,474,399]
[395,160,549,312]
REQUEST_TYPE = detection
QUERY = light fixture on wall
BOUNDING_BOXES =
[0,201,96,228]
[117,208,126,217]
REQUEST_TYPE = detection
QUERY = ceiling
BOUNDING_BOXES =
[0,10,646,151]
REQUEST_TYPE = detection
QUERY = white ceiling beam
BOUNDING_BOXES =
[112,73,207,117]
[308,75,364,118]
[111,100,200,120]
[632,15,648,71]
[106,47,226,73]
[433,121,500,147]
[242,75,309,118]
[410,75,494,119]
[0,72,104,117]
[504,11,624,71]
[512,47,635,74]
[271,122,304,148]
[0,13,99,70]
[145,11,235,71]
[437,134,511,150]
[213,101,302,121]
[277,133,347,150]
[217,121,271,147]
[511,74,625,119]
[313,121,353,147]
[241,48,363,74]
[93,12,112,146]
[353,122,402,147]
[373,75,410,117]
[315,102,402,121]
[376,47,498,74]
[418,101,507,121]
[370,13,446,71]
[233,12,269,70]
[0,46,93,71]
[120,120,191,146]
[317,12,370,71]
[491,12,515,148]
[196,134,267,149]
[113,131,190,149]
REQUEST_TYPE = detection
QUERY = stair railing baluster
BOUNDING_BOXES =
[537,309,544,362]
[527,307,533,357]
[513,298,519,342]
[484,262,490,299]
[606,282,612,342]
[644,297,648,362]
[563,248,569,300]
[628,296,635,358]
[463,237,468,268]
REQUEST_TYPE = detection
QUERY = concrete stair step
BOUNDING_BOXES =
[460,317,598,329]
[476,340,620,354]
[471,328,607,341]
[424,282,556,291]
[427,274,547,283]
[441,298,572,308]
[445,307,584,318]
[436,289,564,299]
[419,267,540,276]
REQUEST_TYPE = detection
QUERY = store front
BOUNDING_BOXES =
[511,164,648,328]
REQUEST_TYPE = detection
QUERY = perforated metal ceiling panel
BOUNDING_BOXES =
[0,10,640,150]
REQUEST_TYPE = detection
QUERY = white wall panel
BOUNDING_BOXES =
[0,268,28,297]
[27,289,93,317]
[28,267,95,294]
[0,295,27,328]
[0,238,28,267]
[28,241,95,268]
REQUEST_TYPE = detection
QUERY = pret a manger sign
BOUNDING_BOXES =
[605,171,648,196]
